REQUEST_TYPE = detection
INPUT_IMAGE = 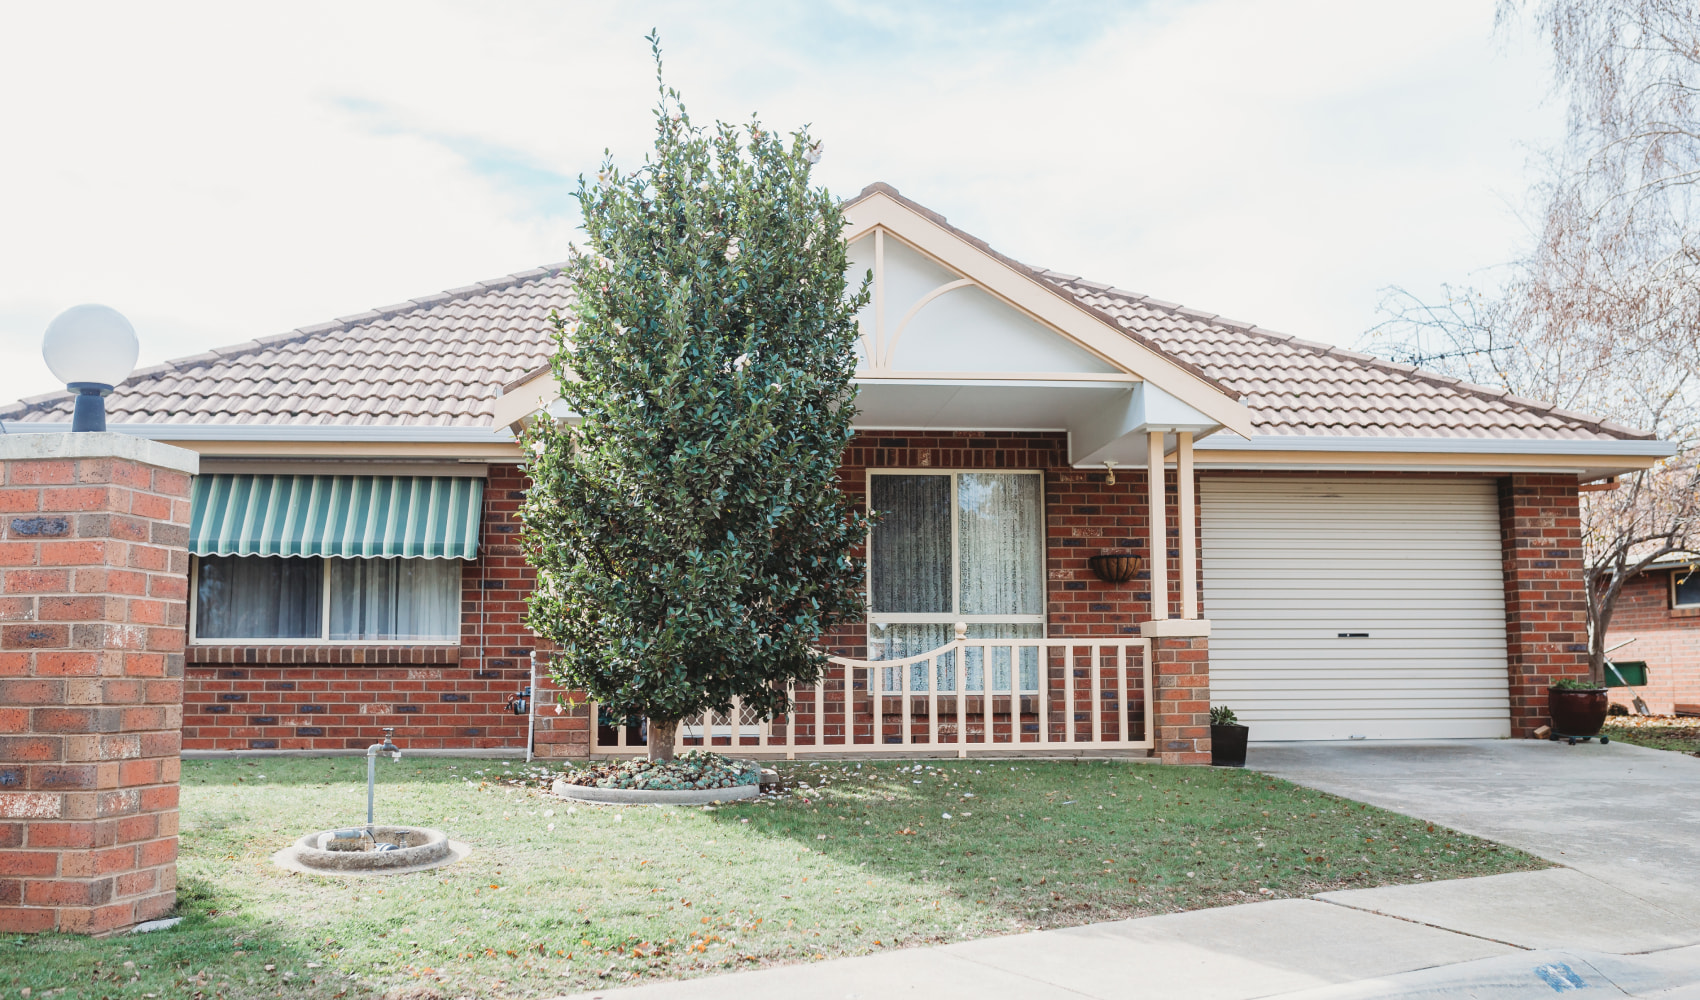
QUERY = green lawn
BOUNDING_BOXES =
[4,757,1545,1000]
[1604,716,1700,755]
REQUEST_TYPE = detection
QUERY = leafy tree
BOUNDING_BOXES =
[520,37,870,759]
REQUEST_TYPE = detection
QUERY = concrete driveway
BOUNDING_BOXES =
[1250,738,1700,923]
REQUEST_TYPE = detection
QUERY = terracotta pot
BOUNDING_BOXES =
[1211,723,1248,767]
[1548,686,1608,738]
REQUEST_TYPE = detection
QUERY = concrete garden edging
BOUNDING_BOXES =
[272,825,472,876]
[550,778,760,805]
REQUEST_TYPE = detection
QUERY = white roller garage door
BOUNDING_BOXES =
[1200,478,1510,740]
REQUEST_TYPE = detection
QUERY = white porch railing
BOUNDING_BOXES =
[590,637,1153,758]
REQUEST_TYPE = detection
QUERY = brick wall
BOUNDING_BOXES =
[1605,570,1700,714]
[181,465,537,751]
[183,433,1207,759]
[0,435,195,935]
[1500,474,1591,735]
[1150,635,1210,764]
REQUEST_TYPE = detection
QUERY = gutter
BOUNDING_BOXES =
[3,422,515,444]
[1194,434,1677,458]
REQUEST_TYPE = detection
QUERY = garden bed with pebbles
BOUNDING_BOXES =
[552,751,762,804]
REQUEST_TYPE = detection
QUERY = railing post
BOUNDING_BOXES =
[1178,430,1198,620]
[1148,430,1169,621]
[1091,644,1104,745]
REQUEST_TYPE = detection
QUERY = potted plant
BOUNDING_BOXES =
[1548,678,1610,743]
[1210,705,1248,767]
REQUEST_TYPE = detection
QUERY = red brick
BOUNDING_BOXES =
[0,851,57,876]
[9,461,74,486]
[3,570,69,594]
[40,486,117,512]
[34,652,99,676]
[24,877,110,906]
[0,906,57,933]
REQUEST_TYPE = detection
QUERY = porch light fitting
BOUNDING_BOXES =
[1103,461,1118,486]
[42,304,139,433]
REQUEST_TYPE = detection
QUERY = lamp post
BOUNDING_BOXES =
[42,304,139,433]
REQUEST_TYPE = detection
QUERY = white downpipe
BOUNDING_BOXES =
[526,651,537,763]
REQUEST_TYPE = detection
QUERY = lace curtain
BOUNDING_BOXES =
[329,557,461,641]
[868,471,1044,689]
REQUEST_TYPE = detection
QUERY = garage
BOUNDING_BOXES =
[1200,478,1512,740]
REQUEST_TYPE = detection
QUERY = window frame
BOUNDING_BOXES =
[187,554,463,646]
[1671,567,1700,609]
[864,468,1047,632]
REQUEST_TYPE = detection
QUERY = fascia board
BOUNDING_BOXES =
[843,194,1254,437]
[13,422,515,444]
[490,369,565,432]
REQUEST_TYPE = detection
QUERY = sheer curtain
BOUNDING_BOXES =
[957,473,1044,615]
[329,558,461,641]
[194,555,321,639]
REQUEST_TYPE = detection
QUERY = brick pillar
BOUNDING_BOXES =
[1499,474,1589,737]
[1142,625,1211,764]
[0,433,197,935]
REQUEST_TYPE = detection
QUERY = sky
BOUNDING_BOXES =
[0,1,1564,409]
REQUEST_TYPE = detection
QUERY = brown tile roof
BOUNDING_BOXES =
[0,185,1652,442]
[1,266,569,429]
[1047,275,1652,441]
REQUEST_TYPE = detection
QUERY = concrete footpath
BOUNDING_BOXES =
[558,740,1700,1000]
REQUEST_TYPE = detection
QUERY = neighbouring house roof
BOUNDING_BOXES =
[0,184,1658,445]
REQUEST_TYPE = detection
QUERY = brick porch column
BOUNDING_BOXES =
[1141,621,1211,764]
[1499,474,1590,737]
[0,433,197,935]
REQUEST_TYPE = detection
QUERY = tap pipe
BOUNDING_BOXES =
[366,727,401,830]
[526,651,537,763]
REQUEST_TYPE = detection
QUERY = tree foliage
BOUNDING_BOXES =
[1371,0,1700,683]
[520,37,871,757]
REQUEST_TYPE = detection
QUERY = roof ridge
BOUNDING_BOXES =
[0,263,570,423]
[1053,277,1657,442]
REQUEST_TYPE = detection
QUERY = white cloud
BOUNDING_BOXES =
[0,0,1558,410]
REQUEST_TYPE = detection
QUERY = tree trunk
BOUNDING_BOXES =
[647,718,680,762]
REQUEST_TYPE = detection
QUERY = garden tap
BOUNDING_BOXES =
[366,727,401,830]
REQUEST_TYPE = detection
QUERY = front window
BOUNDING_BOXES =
[866,470,1046,661]
[192,555,461,643]
[1674,567,1700,608]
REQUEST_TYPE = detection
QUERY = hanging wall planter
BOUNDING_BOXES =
[1088,552,1143,584]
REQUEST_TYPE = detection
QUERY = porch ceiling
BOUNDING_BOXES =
[850,377,1220,467]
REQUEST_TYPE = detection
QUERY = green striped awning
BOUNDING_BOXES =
[189,475,483,559]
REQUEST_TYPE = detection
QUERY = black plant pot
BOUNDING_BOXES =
[1211,723,1248,767]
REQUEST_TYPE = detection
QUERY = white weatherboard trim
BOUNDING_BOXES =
[844,192,1253,437]
[8,422,515,443]
[1201,477,1512,741]
[1196,434,1674,457]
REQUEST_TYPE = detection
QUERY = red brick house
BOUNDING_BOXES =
[1603,555,1700,715]
[1,184,1674,760]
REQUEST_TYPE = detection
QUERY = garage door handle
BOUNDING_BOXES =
[1337,632,1369,638]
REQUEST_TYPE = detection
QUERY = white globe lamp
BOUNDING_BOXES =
[42,304,139,433]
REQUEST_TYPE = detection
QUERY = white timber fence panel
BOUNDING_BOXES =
[589,638,1153,758]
